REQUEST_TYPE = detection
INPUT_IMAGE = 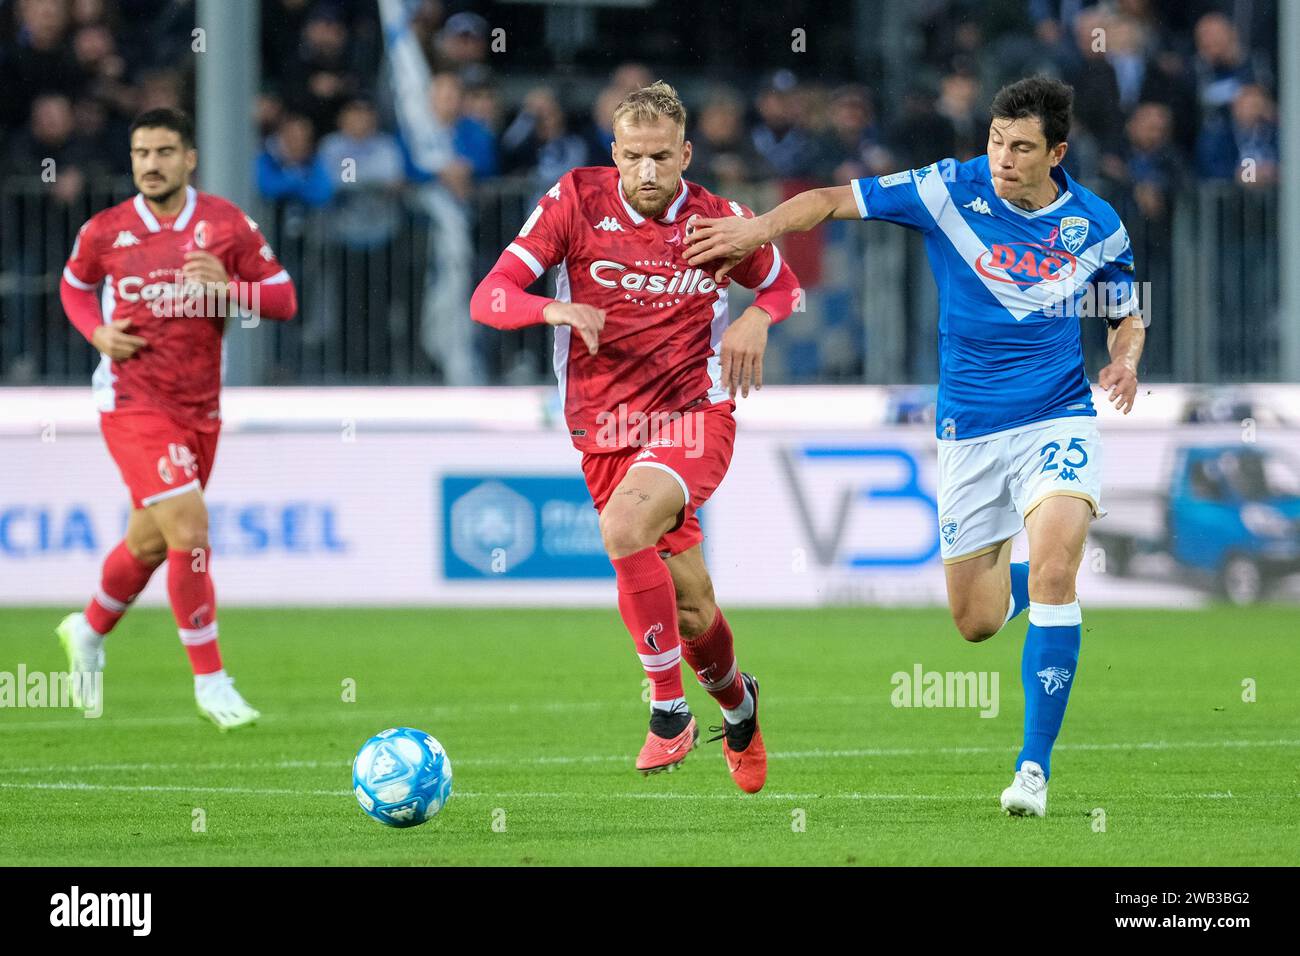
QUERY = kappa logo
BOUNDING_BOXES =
[643,622,664,652]
[1037,666,1072,695]
[940,514,959,546]
[594,216,624,232]
[634,449,657,461]
[1057,467,1080,482]
[1059,216,1090,254]
[963,197,992,216]
[112,230,140,248]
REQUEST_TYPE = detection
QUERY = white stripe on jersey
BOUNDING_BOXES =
[506,242,544,279]
[62,266,96,291]
[260,269,292,285]
[704,286,731,404]
[92,275,117,412]
[756,246,784,290]
[173,187,198,231]
[552,259,573,413]
[916,165,1129,322]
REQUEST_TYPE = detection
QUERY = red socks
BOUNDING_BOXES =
[680,608,745,710]
[612,547,684,703]
[84,540,161,635]
[166,548,223,675]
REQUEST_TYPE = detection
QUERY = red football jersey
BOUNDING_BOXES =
[503,166,796,453]
[63,186,291,430]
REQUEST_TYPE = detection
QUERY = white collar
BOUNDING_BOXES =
[133,185,197,233]
[617,179,690,225]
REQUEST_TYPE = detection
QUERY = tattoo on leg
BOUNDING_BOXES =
[615,487,651,504]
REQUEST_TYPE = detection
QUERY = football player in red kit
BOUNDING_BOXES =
[56,108,297,729]
[471,82,800,792]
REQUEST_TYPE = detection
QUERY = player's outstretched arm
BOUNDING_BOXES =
[684,185,859,281]
[1098,315,1145,414]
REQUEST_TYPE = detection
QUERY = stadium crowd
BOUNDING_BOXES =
[0,0,1283,386]
[2,0,1281,202]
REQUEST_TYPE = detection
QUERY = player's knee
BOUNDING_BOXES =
[952,608,1001,643]
[164,520,209,554]
[676,598,716,638]
[125,536,167,567]
[598,506,656,557]
[1030,557,1076,604]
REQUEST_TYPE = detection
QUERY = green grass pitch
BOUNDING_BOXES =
[1,605,1296,866]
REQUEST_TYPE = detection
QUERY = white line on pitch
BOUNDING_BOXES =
[0,781,1285,803]
[2,738,1296,776]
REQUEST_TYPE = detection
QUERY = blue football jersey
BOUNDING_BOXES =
[852,155,1136,440]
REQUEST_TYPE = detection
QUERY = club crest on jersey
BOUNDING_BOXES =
[940,514,959,546]
[193,220,210,249]
[1059,216,1089,254]
[1036,666,1072,695]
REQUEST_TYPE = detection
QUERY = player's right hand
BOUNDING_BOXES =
[543,301,605,356]
[91,318,148,360]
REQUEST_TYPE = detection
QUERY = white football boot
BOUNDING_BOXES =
[55,612,104,713]
[1000,760,1048,817]
[195,673,261,731]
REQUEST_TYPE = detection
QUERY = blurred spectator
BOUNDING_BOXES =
[2,0,85,130]
[135,68,186,113]
[610,63,655,96]
[433,11,490,75]
[1193,12,1255,115]
[318,98,406,247]
[461,65,502,131]
[583,85,623,167]
[1230,84,1279,187]
[936,72,987,162]
[425,71,498,188]
[6,93,99,203]
[690,88,768,192]
[1104,101,1184,220]
[257,114,334,208]
[887,87,956,171]
[501,86,586,190]
[750,70,820,179]
[1103,16,1151,113]
[280,6,360,135]
[1065,7,1124,154]
[812,84,890,184]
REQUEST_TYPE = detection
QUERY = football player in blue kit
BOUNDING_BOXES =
[684,75,1146,817]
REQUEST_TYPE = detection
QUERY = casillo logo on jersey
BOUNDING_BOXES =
[963,197,992,216]
[593,216,624,232]
[112,230,140,248]
[589,260,720,295]
[973,243,1076,287]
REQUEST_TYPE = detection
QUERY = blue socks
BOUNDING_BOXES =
[1004,561,1030,624]
[1016,600,1081,779]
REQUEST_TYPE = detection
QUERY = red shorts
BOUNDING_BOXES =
[580,400,736,556]
[100,409,220,509]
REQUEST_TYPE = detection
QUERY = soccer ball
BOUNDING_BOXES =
[352,727,453,828]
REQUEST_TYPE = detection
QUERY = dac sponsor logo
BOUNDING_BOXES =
[974,242,1076,286]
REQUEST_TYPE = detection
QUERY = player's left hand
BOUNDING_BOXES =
[683,215,764,282]
[1097,361,1138,414]
[720,307,770,399]
[181,251,230,289]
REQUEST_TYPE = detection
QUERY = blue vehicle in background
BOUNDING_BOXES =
[1091,444,1300,604]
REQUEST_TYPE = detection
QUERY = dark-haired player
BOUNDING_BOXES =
[56,108,297,729]
[686,75,1146,815]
